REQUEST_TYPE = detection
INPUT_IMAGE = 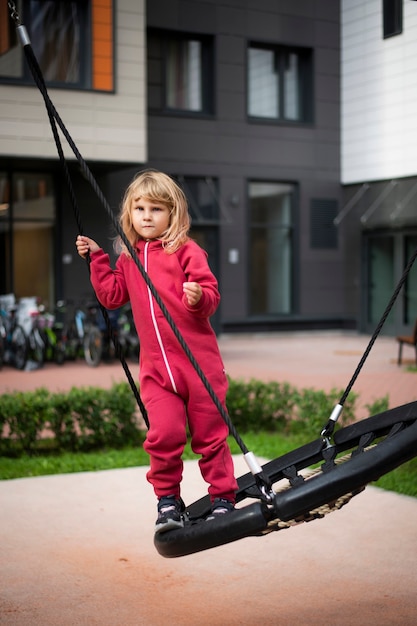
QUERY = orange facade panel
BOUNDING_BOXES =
[0,0,10,55]
[94,5,112,23]
[92,0,113,92]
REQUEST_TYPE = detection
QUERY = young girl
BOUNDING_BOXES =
[76,170,237,534]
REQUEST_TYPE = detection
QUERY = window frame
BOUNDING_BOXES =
[247,42,313,125]
[147,28,215,118]
[383,0,403,39]
[0,0,115,93]
[247,179,297,316]
[176,175,221,225]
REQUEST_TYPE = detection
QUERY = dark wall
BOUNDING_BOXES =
[145,0,344,329]
[3,2,346,333]
[61,166,130,305]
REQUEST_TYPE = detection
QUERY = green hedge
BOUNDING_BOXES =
[0,378,388,456]
[0,382,143,455]
[227,378,364,435]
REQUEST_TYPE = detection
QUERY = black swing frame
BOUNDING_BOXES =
[8,1,417,560]
[156,401,417,557]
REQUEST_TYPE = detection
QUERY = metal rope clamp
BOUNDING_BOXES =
[8,0,31,47]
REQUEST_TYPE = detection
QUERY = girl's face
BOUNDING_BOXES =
[131,195,171,240]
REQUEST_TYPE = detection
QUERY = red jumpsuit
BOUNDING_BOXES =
[89,239,237,502]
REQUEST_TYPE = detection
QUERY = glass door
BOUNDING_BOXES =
[249,181,294,315]
[363,232,417,335]
[367,235,395,330]
[1,172,56,308]
[404,235,417,326]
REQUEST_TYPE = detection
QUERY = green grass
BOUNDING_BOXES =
[1,431,416,499]
[374,457,417,497]
[0,446,149,480]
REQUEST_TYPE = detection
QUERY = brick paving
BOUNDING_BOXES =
[2,330,416,420]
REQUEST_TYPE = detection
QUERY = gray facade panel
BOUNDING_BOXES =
[246,0,315,18]
[247,12,315,45]
[315,74,341,103]
[146,0,343,329]
[316,46,340,75]
[314,18,340,48]
[217,35,245,65]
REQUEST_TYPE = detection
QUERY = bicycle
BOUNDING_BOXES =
[14,296,47,370]
[82,303,103,367]
[37,303,66,365]
[118,304,140,361]
[26,307,46,369]
[0,298,28,370]
[0,314,5,368]
[95,306,124,363]
[61,300,103,366]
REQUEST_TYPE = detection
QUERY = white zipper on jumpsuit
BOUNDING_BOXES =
[144,241,178,393]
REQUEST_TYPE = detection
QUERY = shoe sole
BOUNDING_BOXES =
[206,509,234,521]
[155,518,184,535]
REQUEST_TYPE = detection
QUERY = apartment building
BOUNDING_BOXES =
[0,0,345,333]
[341,0,417,336]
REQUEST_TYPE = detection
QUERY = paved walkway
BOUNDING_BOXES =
[1,331,417,625]
[2,330,417,416]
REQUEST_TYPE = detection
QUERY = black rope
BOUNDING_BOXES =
[320,223,417,439]
[20,40,149,427]
[339,247,417,406]
[11,11,260,474]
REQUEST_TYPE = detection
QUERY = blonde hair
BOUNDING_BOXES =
[117,170,190,255]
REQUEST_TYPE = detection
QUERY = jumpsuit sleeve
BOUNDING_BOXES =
[179,241,220,318]
[89,249,130,309]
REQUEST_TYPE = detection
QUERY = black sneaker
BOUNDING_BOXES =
[206,498,235,521]
[155,495,184,534]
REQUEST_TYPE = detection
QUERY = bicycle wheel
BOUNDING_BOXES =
[84,326,102,366]
[53,324,66,365]
[11,325,28,370]
[28,328,45,368]
[64,322,80,360]
[54,339,66,365]
[0,327,5,369]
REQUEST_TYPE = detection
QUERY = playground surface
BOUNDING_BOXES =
[1,331,417,625]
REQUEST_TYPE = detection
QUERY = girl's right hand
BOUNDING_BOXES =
[76,235,100,259]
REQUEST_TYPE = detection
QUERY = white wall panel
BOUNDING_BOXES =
[0,0,146,164]
[342,0,417,183]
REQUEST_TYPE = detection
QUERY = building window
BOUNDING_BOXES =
[383,0,403,39]
[249,181,295,315]
[0,0,114,91]
[166,39,202,111]
[148,29,214,115]
[174,175,221,332]
[248,44,313,122]
[177,176,220,223]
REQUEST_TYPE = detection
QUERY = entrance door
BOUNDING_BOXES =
[367,235,395,332]
[0,172,55,307]
[404,235,417,327]
[363,232,417,335]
